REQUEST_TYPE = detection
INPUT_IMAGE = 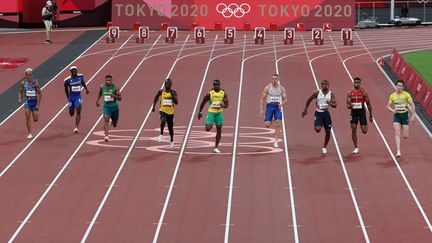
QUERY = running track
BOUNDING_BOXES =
[0,27,431,243]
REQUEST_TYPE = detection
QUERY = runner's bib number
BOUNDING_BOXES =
[211,102,221,108]
[318,103,328,110]
[26,90,36,97]
[270,96,280,103]
[71,86,81,92]
[352,102,362,109]
[162,99,173,106]
[104,95,114,102]
[395,104,406,111]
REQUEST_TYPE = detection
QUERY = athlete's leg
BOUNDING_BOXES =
[111,108,119,127]
[351,123,358,148]
[103,115,110,136]
[32,110,39,122]
[25,109,31,134]
[323,127,331,148]
[402,125,409,138]
[274,120,281,141]
[360,125,368,134]
[215,125,222,148]
[160,116,167,135]
[393,122,402,154]
[75,106,82,128]
[167,115,174,142]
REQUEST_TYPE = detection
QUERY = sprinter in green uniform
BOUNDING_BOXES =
[96,75,122,142]
[198,79,229,153]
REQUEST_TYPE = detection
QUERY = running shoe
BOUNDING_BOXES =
[273,141,279,148]
[396,151,401,158]
[322,147,327,154]
[170,141,175,148]
[213,147,221,153]
[73,128,78,134]
[157,134,163,142]
[353,148,359,154]
[104,136,109,142]
[27,134,33,139]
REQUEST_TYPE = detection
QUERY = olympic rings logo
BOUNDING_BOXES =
[216,3,251,18]
[417,0,429,3]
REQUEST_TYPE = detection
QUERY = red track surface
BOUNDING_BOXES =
[0,27,431,243]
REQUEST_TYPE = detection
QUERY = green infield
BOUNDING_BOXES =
[403,50,432,88]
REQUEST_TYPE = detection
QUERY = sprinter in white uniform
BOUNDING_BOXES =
[302,80,337,154]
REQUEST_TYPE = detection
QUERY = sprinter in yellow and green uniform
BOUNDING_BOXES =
[152,78,178,149]
[198,79,229,153]
[387,80,416,158]
[96,75,122,142]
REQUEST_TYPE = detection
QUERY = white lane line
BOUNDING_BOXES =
[300,34,371,243]
[80,35,191,242]
[151,35,220,243]
[0,30,108,126]
[274,35,299,243]
[223,35,247,243]
[7,33,145,243]
[346,34,432,232]
[0,34,134,178]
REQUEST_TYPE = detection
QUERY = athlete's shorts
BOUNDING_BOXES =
[160,111,174,126]
[68,96,82,110]
[265,103,282,121]
[103,106,119,122]
[24,99,38,112]
[205,111,224,126]
[393,111,409,125]
[350,108,367,125]
[44,20,52,31]
[314,111,332,129]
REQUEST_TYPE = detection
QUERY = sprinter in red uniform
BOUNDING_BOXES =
[346,77,373,154]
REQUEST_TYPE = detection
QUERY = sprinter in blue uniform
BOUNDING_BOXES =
[64,65,89,133]
[18,68,42,139]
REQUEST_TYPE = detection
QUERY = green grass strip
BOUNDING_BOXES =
[403,50,432,88]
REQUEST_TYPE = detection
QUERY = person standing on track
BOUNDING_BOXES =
[347,77,373,154]
[152,78,178,149]
[386,80,416,158]
[64,66,89,134]
[96,75,121,142]
[198,79,229,153]
[18,68,42,139]
[41,0,54,44]
[259,73,288,148]
[302,79,337,154]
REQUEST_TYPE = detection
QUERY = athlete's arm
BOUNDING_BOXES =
[386,96,394,113]
[198,93,210,120]
[171,90,178,105]
[280,86,288,108]
[81,78,89,94]
[364,92,373,121]
[152,90,162,112]
[96,85,103,107]
[346,92,352,109]
[407,96,416,122]
[222,92,229,108]
[302,91,318,117]
[18,80,24,103]
[259,85,269,116]
[35,83,42,108]
[114,87,122,101]
[64,82,69,100]
[329,92,337,108]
